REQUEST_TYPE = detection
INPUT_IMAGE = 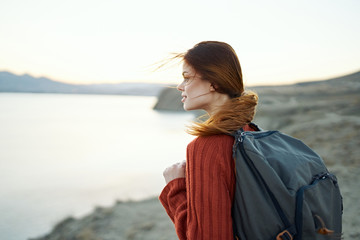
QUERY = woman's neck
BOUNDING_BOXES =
[204,93,230,116]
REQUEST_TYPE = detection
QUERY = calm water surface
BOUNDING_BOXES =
[0,93,195,240]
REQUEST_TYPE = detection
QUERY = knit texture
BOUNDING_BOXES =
[159,125,253,239]
[159,125,254,239]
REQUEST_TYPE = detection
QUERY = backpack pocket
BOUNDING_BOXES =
[295,173,342,240]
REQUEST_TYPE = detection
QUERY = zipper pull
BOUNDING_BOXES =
[239,131,246,142]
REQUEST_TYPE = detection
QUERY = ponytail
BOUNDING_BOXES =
[186,91,258,136]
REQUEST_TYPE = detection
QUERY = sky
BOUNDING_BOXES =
[0,0,359,86]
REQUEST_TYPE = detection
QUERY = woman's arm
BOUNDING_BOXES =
[159,135,235,239]
[159,177,188,238]
[160,161,187,229]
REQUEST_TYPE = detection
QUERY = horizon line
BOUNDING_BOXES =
[1,68,359,88]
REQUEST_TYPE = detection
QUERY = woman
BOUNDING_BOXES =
[159,41,258,239]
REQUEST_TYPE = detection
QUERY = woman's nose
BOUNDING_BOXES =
[177,81,184,92]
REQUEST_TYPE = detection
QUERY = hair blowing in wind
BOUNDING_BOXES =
[180,41,258,136]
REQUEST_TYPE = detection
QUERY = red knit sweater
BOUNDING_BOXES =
[159,125,254,239]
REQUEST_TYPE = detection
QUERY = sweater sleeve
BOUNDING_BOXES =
[159,135,236,240]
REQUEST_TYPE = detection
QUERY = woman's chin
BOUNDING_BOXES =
[183,105,190,111]
[183,104,199,112]
[183,104,192,111]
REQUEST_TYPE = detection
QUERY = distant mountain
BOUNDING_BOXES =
[0,71,166,96]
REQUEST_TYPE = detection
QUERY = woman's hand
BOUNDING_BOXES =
[163,161,186,184]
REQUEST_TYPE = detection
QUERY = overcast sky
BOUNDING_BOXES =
[1,0,359,86]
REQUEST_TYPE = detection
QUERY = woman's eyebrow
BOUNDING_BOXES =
[182,71,188,77]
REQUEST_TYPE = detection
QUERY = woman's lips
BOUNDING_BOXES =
[181,96,187,103]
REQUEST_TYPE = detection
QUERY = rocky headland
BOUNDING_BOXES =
[31,71,360,240]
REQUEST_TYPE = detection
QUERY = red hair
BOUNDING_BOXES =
[181,41,258,136]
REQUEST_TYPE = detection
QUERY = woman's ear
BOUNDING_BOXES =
[210,84,217,92]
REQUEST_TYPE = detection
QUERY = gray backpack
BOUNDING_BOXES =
[231,124,342,240]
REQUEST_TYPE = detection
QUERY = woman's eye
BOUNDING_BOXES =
[182,75,195,85]
[183,78,190,84]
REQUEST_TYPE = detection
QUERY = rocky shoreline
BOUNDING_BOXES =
[31,167,360,240]
[31,71,360,240]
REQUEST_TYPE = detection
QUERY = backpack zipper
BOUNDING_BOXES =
[236,137,295,236]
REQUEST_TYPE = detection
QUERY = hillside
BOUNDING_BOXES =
[0,71,165,96]
[154,70,360,114]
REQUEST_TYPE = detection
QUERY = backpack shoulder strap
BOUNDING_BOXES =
[230,122,262,137]
[248,122,261,131]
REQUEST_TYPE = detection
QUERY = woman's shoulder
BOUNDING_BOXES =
[187,134,234,151]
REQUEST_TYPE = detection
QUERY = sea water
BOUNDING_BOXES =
[0,93,195,240]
